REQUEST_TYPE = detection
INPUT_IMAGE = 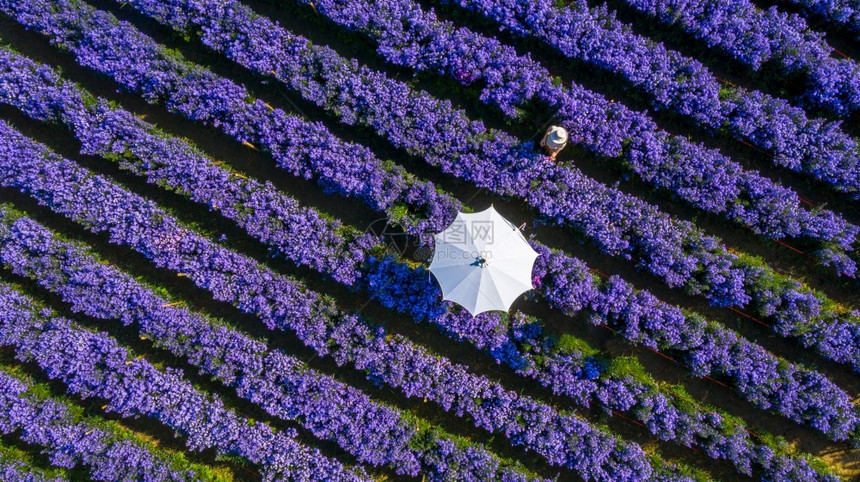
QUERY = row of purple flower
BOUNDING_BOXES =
[278,0,859,274]
[36,0,860,370]
[0,367,203,481]
[0,282,361,481]
[1,37,853,462]
[620,0,859,115]
[253,0,860,376]
[0,448,63,482]
[0,0,852,476]
[0,46,838,479]
[435,0,859,196]
[4,0,855,442]
[119,0,860,279]
[248,0,859,275]
[0,199,538,479]
[776,0,859,38]
[0,118,672,480]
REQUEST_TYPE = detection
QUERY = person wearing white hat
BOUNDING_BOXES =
[540,125,568,159]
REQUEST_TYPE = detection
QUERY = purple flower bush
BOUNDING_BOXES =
[244,0,859,275]
[0,199,833,479]
[368,251,860,446]
[0,46,854,464]
[8,4,459,236]
[434,0,860,195]
[621,0,860,115]
[0,119,673,481]
[115,0,860,279]
[776,0,859,38]
[368,259,846,479]
[0,0,853,478]
[0,208,541,481]
[0,50,374,285]
[271,0,859,278]
[14,0,856,368]
[0,453,63,482]
[0,284,366,482]
[0,457,58,482]
[1,1,857,443]
[20,0,853,366]
[3,0,856,464]
[0,369,199,482]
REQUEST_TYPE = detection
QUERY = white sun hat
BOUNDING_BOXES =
[545,126,568,150]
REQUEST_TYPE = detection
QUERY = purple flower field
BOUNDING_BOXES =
[0,0,856,480]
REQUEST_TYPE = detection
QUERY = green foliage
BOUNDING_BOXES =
[0,441,69,480]
[606,355,649,379]
[0,362,232,481]
[388,202,409,223]
[555,332,600,358]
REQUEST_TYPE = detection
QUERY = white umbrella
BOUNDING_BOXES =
[429,206,539,315]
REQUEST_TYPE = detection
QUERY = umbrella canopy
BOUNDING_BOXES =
[429,206,539,315]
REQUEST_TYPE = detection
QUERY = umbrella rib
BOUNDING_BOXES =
[487,266,533,308]
[441,267,481,301]
[474,267,504,312]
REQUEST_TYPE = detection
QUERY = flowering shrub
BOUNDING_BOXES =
[0,0,853,478]
[0,117,668,481]
[4,43,856,443]
[0,452,63,482]
[12,0,855,371]
[269,0,858,276]
[621,0,860,115]
[117,0,860,278]
[776,0,859,38]
[0,370,202,481]
[0,285,362,481]
[0,208,542,481]
[0,12,856,447]
[0,53,849,479]
[435,0,860,196]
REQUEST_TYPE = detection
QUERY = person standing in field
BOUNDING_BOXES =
[540,125,568,159]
